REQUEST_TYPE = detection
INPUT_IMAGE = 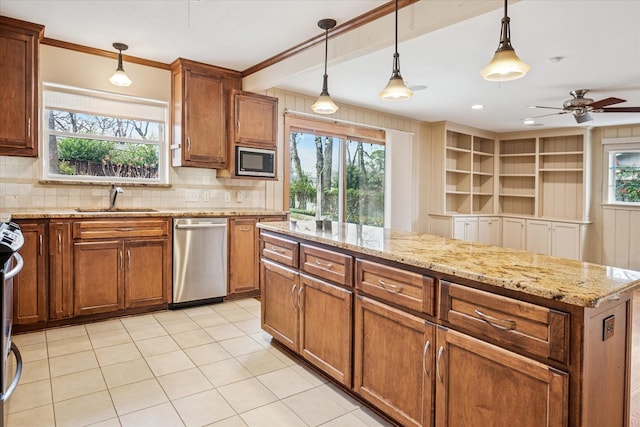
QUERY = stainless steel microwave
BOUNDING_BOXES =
[236,146,276,178]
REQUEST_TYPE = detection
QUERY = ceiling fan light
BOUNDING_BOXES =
[380,75,413,100]
[481,48,530,81]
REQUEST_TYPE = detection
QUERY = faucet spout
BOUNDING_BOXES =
[109,183,124,210]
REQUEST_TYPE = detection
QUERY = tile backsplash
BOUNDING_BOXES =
[0,155,267,211]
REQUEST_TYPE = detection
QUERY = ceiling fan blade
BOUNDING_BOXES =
[574,112,593,123]
[528,105,563,110]
[529,111,570,119]
[600,106,640,113]
[588,97,626,109]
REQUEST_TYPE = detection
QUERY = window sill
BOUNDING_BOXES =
[601,203,640,210]
[39,179,172,188]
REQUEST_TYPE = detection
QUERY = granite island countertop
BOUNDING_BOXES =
[258,220,640,308]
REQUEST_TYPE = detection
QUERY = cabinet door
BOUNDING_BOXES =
[435,328,568,427]
[183,69,226,168]
[502,217,525,250]
[551,222,580,260]
[231,90,278,147]
[526,220,551,255]
[354,296,434,427]
[478,217,500,246]
[125,238,168,308]
[13,221,46,324]
[260,259,299,352]
[0,19,42,157]
[453,217,478,242]
[73,240,124,316]
[49,221,72,319]
[299,273,352,386]
[228,218,258,295]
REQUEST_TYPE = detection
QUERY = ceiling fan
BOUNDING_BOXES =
[528,89,640,123]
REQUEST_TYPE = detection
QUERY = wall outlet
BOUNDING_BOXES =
[203,191,210,202]
[224,192,231,202]
[186,189,199,202]
[237,191,243,203]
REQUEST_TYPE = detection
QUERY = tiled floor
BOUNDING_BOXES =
[6,299,391,427]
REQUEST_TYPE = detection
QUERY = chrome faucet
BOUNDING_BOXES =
[109,183,124,210]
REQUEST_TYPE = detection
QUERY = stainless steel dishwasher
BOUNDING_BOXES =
[171,218,227,309]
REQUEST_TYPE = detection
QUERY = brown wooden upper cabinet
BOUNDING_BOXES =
[230,90,278,147]
[0,16,43,157]
[170,58,241,169]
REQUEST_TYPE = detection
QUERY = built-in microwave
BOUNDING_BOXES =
[235,146,276,178]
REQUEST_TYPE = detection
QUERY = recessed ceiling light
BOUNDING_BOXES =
[547,56,564,63]
[523,118,536,125]
[408,84,427,91]
[471,104,484,110]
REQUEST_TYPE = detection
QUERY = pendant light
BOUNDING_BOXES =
[379,0,412,101]
[480,0,530,81]
[311,19,339,115]
[109,42,132,87]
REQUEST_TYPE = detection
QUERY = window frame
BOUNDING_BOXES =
[602,136,640,206]
[283,114,386,224]
[42,83,169,185]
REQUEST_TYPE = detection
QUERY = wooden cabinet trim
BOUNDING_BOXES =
[300,243,353,287]
[260,231,299,268]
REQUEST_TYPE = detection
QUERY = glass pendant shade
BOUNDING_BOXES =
[109,43,132,87]
[311,19,338,115]
[380,0,412,101]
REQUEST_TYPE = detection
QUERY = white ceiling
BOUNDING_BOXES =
[2,0,639,133]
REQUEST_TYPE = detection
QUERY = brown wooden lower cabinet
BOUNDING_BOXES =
[13,220,47,325]
[261,259,299,352]
[435,327,568,427]
[354,295,434,427]
[228,217,259,295]
[125,238,169,308]
[49,221,72,320]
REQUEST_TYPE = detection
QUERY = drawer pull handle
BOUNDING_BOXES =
[297,287,304,311]
[315,259,333,269]
[422,341,431,376]
[474,309,516,331]
[290,284,298,309]
[378,279,403,293]
[436,346,444,383]
[271,246,285,254]
[116,228,134,232]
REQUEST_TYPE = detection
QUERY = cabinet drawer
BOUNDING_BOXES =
[73,219,170,240]
[440,281,569,364]
[300,244,352,287]
[261,232,299,268]
[356,259,435,315]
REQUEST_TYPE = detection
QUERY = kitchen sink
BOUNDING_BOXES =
[75,208,158,213]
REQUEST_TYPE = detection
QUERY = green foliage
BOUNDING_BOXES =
[110,143,159,167]
[58,161,76,175]
[58,138,114,162]
[615,166,640,202]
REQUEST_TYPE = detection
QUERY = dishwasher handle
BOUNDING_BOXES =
[175,223,227,230]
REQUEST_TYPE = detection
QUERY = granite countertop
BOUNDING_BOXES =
[2,208,288,220]
[258,220,640,308]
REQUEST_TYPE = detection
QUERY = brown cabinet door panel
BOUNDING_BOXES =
[49,222,73,319]
[13,221,46,324]
[260,259,299,352]
[125,238,167,308]
[229,218,258,294]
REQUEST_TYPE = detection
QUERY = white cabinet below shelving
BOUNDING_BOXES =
[526,220,582,261]
[502,217,526,250]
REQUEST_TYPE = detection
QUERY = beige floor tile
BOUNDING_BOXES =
[51,368,106,402]
[199,358,253,387]
[145,349,195,376]
[95,342,142,367]
[318,383,360,411]
[233,317,262,335]
[257,367,316,399]
[12,330,46,346]
[239,401,307,427]
[290,363,328,387]
[235,349,287,376]
[157,367,213,400]
[19,358,50,383]
[154,309,189,322]
[45,325,87,342]
[244,306,262,318]
[17,341,48,363]
[234,298,260,309]
[184,342,232,366]
[171,328,215,349]
[6,379,52,414]
[351,407,394,426]
[205,324,245,341]
[205,415,248,427]
[86,418,122,427]
[54,390,116,427]
[159,318,200,335]
[172,389,236,427]
[219,309,255,323]
[119,402,185,427]
[89,328,133,349]
[125,323,168,341]
[283,387,351,426]
[6,403,55,427]
[101,358,154,388]
[49,350,98,377]
[182,305,216,318]
[211,302,242,313]
[120,313,159,328]
[135,335,180,357]
[217,378,278,413]
[318,412,370,427]
[218,336,264,357]
[85,319,125,335]
[109,378,168,416]
[47,335,92,358]
[190,312,230,328]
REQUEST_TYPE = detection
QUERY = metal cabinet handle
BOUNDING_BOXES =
[378,279,403,293]
[290,284,298,309]
[127,249,131,270]
[39,234,43,256]
[436,346,444,383]
[422,341,431,376]
[187,136,191,152]
[474,309,516,331]
[28,118,31,138]
[119,250,123,270]
[315,259,333,269]
[239,227,251,232]
[297,287,304,311]
[271,246,285,254]
[58,233,62,254]
[116,228,134,232]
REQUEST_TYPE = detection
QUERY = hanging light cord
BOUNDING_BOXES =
[392,0,401,77]
[498,0,512,49]
[320,26,330,94]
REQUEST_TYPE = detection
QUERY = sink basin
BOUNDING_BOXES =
[75,208,158,213]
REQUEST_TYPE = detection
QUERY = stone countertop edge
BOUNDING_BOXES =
[257,220,640,308]
[2,208,288,219]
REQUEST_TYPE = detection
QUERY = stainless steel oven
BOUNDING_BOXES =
[0,222,24,427]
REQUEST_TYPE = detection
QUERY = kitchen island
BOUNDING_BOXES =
[257,220,640,427]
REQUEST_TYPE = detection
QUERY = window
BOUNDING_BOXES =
[286,115,386,226]
[43,84,168,184]
[604,138,640,204]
